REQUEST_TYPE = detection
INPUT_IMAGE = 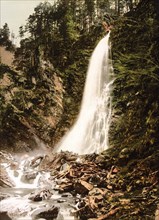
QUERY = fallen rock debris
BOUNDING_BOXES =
[42,151,159,220]
[30,205,59,220]
[0,150,158,219]
[28,189,52,201]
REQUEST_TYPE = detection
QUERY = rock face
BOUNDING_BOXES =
[0,62,64,152]
[0,46,14,66]
[0,212,12,220]
[0,152,15,187]
[0,165,15,188]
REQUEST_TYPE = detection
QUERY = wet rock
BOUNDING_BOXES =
[76,204,97,219]
[89,174,101,185]
[30,156,44,168]
[74,180,93,195]
[20,171,38,184]
[13,170,19,177]
[61,192,72,197]
[9,162,19,170]
[56,212,64,220]
[0,164,15,187]
[0,193,11,201]
[0,212,12,220]
[57,199,66,203]
[31,205,59,220]
[58,181,74,193]
[155,204,159,220]
[28,189,52,201]
[41,152,78,171]
[0,151,14,163]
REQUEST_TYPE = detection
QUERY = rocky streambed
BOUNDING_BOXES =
[0,150,159,220]
[0,150,78,220]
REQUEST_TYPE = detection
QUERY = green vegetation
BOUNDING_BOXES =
[0,0,159,218]
[0,63,64,150]
[110,0,159,161]
[0,23,15,51]
[0,0,158,159]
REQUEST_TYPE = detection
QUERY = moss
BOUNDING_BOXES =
[109,0,159,159]
[0,63,64,150]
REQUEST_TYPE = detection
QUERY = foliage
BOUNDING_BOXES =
[110,0,159,160]
[0,63,63,149]
[0,23,15,51]
[1,0,146,150]
[13,0,112,141]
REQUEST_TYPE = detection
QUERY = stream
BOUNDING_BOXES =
[0,152,78,220]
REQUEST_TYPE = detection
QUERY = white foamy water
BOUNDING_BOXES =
[2,156,50,189]
[55,33,114,154]
[5,166,42,189]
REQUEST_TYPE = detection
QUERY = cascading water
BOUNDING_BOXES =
[55,32,114,155]
[0,154,77,220]
[2,156,49,189]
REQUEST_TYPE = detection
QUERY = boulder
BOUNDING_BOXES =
[0,212,12,220]
[31,205,59,220]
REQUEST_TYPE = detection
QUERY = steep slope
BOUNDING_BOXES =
[0,46,14,66]
[110,0,159,159]
[0,63,64,152]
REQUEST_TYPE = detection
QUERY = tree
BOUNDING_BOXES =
[0,23,15,51]
[110,0,159,157]
[1,23,10,41]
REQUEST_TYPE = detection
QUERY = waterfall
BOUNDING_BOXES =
[55,32,114,154]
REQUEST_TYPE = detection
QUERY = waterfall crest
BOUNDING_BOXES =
[55,33,114,154]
